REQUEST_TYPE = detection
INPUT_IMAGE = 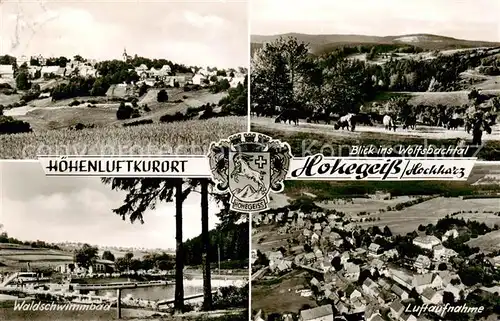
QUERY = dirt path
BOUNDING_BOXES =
[251,117,500,141]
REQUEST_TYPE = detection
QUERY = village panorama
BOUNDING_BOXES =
[0,51,248,158]
[251,163,500,321]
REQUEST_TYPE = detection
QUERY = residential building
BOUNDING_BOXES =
[0,65,14,78]
[391,284,409,300]
[342,262,360,281]
[401,314,418,321]
[368,243,382,256]
[441,229,459,242]
[422,288,442,304]
[300,304,334,321]
[433,245,458,261]
[389,299,405,319]
[413,236,441,250]
[414,255,431,272]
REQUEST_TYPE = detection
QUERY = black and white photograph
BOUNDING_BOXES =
[0,0,248,159]
[250,0,500,161]
[251,162,500,321]
[0,162,249,321]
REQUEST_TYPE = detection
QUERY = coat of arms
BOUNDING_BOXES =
[208,132,292,213]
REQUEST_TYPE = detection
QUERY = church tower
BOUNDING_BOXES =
[122,48,128,62]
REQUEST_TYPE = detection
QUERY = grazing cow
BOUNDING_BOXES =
[275,109,300,125]
[369,112,384,124]
[307,111,332,124]
[402,116,417,130]
[334,113,356,131]
[383,115,396,131]
[446,118,464,130]
[354,113,373,126]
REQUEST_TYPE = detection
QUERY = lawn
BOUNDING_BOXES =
[252,126,500,160]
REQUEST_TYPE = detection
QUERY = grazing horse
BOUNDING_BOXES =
[230,153,266,194]
[334,113,356,131]
[383,115,396,131]
[275,109,299,125]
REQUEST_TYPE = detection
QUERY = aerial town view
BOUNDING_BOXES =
[250,0,500,160]
[0,0,248,158]
[0,162,249,320]
[251,162,500,321]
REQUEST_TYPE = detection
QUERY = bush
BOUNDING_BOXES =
[212,285,248,310]
[0,116,32,134]
[69,100,81,106]
[116,102,134,120]
[159,112,185,123]
[157,89,168,102]
[21,90,41,103]
[123,119,153,127]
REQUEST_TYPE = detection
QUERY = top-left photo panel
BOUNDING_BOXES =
[0,0,249,159]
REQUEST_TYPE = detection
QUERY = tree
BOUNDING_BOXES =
[331,256,342,271]
[15,70,30,90]
[102,250,115,262]
[102,178,188,311]
[116,102,134,120]
[75,244,98,269]
[201,179,212,310]
[443,291,455,304]
[383,226,392,237]
[157,89,168,102]
[438,262,448,271]
[101,178,235,312]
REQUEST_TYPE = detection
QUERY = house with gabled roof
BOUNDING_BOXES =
[368,243,382,256]
[412,273,434,293]
[389,299,404,319]
[342,262,360,282]
[391,284,409,300]
[414,255,431,272]
[422,288,442,304]
[300,304,334,321]
[401,314,418,321]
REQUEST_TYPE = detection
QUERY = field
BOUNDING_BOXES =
[0,116,246,159]
[251,124,500,160]
[0,244,73,272]
[466,230,500,253]
[251,270,316,315]
[340,197,500,234]
[253,224,301,254]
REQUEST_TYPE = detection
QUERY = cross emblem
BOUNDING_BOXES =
[255,155,268,169]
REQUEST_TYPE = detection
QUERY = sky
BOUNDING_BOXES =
[251,0,500,42]
[0,162,221,250]
[0,0,249,68]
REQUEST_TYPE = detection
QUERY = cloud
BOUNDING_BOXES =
[182,11,225,28]
[0,1,248,68]
[1,162,221,249]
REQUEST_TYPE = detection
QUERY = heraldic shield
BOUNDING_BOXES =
[207,132,292,213]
